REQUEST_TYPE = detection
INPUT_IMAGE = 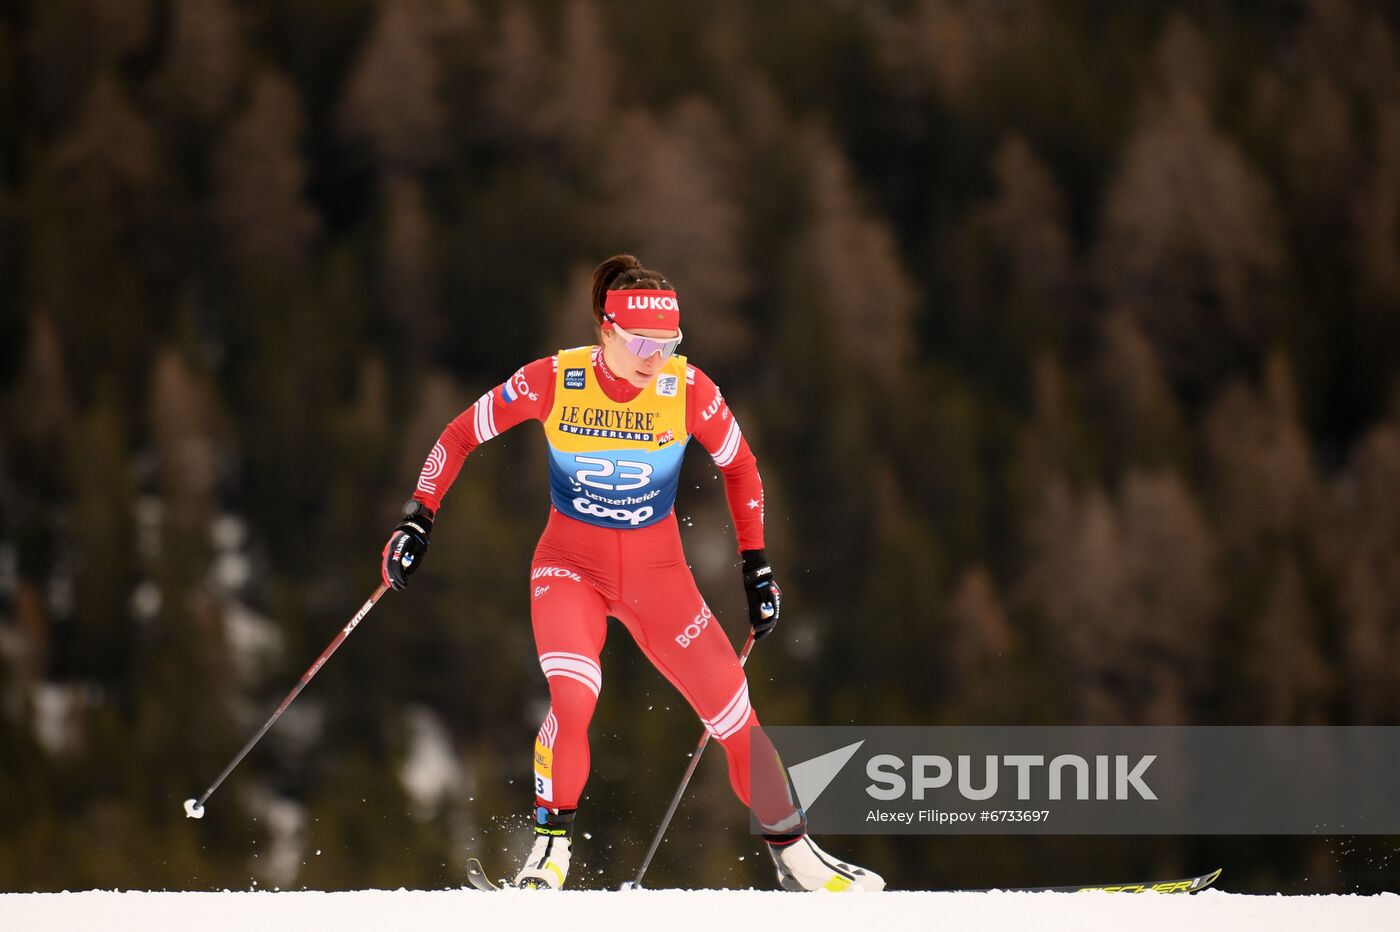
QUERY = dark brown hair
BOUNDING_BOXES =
[589,254,672,327]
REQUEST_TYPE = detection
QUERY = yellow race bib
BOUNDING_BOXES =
[543,347,689,529]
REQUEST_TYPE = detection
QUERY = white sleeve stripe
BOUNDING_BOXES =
[473,392,498,442]
[712,418,743,467]
[472,395,486,442]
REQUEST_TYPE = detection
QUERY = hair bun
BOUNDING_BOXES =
[589,254,671,327]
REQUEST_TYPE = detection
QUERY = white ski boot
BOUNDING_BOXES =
[514,808,575,889]
[767,836,885,892]
[515,832,571,889]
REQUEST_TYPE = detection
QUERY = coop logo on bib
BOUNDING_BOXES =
[572,498,654,526]
[564,368,586,390]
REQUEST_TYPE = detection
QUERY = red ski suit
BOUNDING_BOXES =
[410,348,798,830]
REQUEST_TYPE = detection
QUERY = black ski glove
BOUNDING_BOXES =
[741,549,782,641]
[382,500,434,591]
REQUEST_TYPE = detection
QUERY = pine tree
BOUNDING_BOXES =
[1095,16,1282,398]
[340,0,449,174]
[795,125,917,384]
[212,70,318,279]
[1324,417,1400,721]
[1019,472,1218,723]
[945,565,1020,720]
[35,74,164,405]
[1241,557,1332,723]
[155,0,244,122]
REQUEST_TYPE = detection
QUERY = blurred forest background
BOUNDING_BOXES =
[2,0,1399,894]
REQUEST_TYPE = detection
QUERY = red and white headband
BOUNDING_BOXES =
[604,289,681,331]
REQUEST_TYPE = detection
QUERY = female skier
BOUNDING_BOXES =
[381,254,882,892]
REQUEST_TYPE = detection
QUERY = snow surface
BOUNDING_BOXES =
[2,889,1396,932]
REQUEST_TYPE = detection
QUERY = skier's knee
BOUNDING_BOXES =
[540,652,602,711]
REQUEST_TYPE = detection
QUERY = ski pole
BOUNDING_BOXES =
[622,632,756,890]
[183,582,390,819]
